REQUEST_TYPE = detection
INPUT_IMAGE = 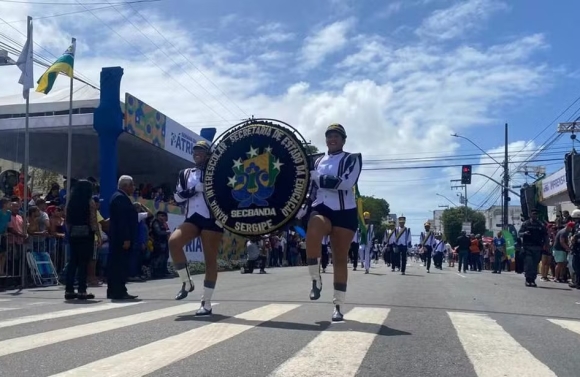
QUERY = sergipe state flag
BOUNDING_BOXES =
[354,183,367,244]
[36,39,75,95]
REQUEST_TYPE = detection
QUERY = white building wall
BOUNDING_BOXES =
[481,205,522,234]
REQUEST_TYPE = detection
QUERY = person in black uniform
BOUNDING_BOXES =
[349,230,360,271]
[297,123,362,322]
[168,140,224,316]
[518,209,548,287]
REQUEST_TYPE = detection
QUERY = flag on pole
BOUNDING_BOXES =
[16,17,34,99]
[36,40,75,95]
[354,184,367,244]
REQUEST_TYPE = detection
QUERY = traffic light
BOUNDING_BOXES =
[461,165,472,184]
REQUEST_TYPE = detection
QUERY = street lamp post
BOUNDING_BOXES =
[451,127,510,230]
[436,193,458,207]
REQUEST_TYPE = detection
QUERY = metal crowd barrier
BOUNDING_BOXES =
[0,233,66,289]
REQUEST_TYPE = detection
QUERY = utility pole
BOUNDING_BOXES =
[451,179,467,221]
[503,123,509,230]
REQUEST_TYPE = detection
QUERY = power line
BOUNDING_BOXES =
[0,15,99,89]
[0,0,160,4]
[106,1,246,120]
[361,158,561,171]
[70,0,232,122]
[0,3,153,25]
[125,1,249,119]
[364,148,568,164]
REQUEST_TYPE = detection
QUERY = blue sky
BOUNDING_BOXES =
[0,0,578,237]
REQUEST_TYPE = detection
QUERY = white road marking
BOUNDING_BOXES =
[26,301,56,306]
[0,302,142,329]
[448,312,556,377]
[547,318,580,335]
[48,303,300,377]
[456,273,466,278]
[0,303,204,357]
[269,307,390,377]
[0,307,18,312]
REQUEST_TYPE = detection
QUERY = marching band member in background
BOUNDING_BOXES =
[433,234,445,270]
[168,140,224,317]
[383,220,396,268]
[386,215,412,275]
[419,221,436,273]
[358,211,374,274]
[349,229,360,271]
[321,235,330,273]
[297,123,362,322]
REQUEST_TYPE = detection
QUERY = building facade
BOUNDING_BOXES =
[480,205,522,234]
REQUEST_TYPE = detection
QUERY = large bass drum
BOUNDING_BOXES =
[203,118,311,236]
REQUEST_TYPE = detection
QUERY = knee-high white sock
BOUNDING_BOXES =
[201,280,215,308]
[176,268,192,285]
[333,290,346,306]
[307,258,320,281]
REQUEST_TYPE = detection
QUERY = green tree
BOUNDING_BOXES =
[304,144,320,155]
[29,167,61,194]
[361,195,390,242]
[441,207,486,246]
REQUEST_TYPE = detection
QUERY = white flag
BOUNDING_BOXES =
[16,17,34,99]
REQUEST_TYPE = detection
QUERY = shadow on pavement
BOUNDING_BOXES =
[63,299,104,305]
[174,314,411,337]
[537,286,572,291]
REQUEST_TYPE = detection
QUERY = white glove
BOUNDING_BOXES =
[310,170,320,186]
[296,206,308,220]
[194,182,204,193]
[214,220,223,228]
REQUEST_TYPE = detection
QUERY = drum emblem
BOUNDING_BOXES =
[228,147,283,208]
[204,119,310,236]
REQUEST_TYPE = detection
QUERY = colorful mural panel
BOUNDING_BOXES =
[124,93,166,148]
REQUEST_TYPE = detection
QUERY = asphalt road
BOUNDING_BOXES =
[1,260,580,377]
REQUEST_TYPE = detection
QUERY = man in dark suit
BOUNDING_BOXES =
[107,175,138,300]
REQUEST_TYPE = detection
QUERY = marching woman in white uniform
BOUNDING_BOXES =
[298,123,362,322]
[168,140,224,316]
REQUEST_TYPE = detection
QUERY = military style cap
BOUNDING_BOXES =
[193,140,210,151]
[398,216,406,221]
[325,123,347,138]
[424,221,431,226]
[363,211,370,219]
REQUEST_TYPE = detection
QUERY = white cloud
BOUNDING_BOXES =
[299,19,354,70]
[256,22,295,44]
[416,0,509,41]
[0,0,559,235]
[376,2,405,19]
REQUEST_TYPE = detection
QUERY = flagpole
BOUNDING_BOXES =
[21,15,32,288]
[65,37,75,202]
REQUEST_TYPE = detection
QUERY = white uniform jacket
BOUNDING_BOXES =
[174,167,210,219]
[308,152,362,211]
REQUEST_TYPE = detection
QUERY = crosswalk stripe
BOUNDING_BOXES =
[0,303,202,357]
[448,312,557,377]
[547,318,580,335]
[0,302,142,329]
[270,307,390,377]
[0,299,10,302]
[48,303,301,377]
[0,307,18,312]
